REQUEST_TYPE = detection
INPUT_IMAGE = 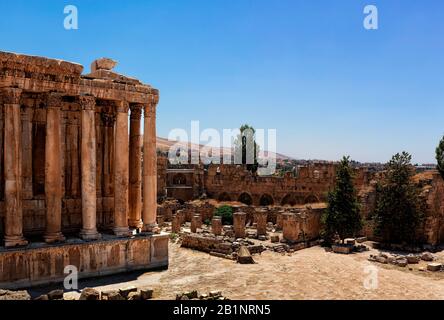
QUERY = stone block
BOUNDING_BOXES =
[427,263,442,272]
[332,245,353,254]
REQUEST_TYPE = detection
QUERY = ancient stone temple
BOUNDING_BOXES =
[0,52,168,289]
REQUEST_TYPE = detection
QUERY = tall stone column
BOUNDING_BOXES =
[79,95,101,240]
[3,88,28,247]
[113,101,130,236]
[233,212,247,239]
[44,93,65,243]
[142,96,159,233]
[128,105,143,229]
[256,209,268,236]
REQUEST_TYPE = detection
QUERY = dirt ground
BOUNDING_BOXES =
[60,242,444,300]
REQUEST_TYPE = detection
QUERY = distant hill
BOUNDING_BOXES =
[156,137,293,162]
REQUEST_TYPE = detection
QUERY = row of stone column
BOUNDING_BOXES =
[170,211,268,239]
[2,88,159,247]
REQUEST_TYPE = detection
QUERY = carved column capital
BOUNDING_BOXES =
[115,101,130,113]
[130,104,143,120]
[143,94,159,117]
[46,92,63,109]
[2,88,22,105]
[79,95,96,111]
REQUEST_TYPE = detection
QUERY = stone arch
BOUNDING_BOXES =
[218,192,232,202]
[304,194,319,204]
[260,194,274,206]
[281,194,296,206]
[238,192,253,205]
[172,173,187,185]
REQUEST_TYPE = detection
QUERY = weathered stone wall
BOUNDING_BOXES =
[357,171,444,245]
[159,160,374,207]
[0,234,169,289]
[420,172,444,245]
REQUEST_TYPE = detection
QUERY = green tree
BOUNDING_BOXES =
[436,135,444,180]
[322,156,362,244]
[234,124,259,173]
[214,205,233,225]
[374,152,424,244]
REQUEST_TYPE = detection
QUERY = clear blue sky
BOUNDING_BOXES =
[1,0,443,164]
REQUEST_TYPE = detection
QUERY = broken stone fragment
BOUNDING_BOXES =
[421,252,434,262]
[34,294,49,301]
[406,254,420,264]
[101,290,125,300]
[127,292,142,301]
[47,289,64,300]
[237,245,255,264]
[184,290,198,299]
[332,245,352,254]
[119,286,138,299]
[209,290,222,298]
[0,290,31,300]
[91,58,117,72]
[270,234,280,243]
[79,288,100,300]
[375,256,388,264]
[427,263,442,272]
[395,258,408,267]
[140,289,154,300]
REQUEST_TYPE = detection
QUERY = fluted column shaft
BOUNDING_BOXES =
[3,88,28,247]
[44,93,65,243]
[113,101,130,236]
[129,105,143,229]
[142,96,159,233]
[80,95,101,240]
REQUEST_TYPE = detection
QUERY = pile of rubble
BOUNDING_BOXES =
[330,238,370,254]
[369,252,443,272]
[0,289,31,300]
[181,233,266,262]
[79,286,154,300]
[176,290,229,301]
[33,286,154,301]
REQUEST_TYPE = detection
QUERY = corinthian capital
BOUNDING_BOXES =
[115,101,129,113]
[2,88,22,105]
[130,104,143,120]
[46,92,64,109]
[143,94,159,118]
[79,95,96,111]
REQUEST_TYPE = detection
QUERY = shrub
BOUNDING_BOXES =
[214,205,233,225]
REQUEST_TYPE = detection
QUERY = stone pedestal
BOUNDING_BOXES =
[172,215,181,234]
[283,213,299,243]
[212,217,222,236]
[177,210,186,225]
[276,211,284,231]
[233,212,247,239]
[157,215,165,228]
[191,214,201,233]
[256,210,268,236]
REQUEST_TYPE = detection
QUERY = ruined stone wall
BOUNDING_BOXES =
[203,164,336,206]
[357,171,444,245]
[420,172,444,245]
